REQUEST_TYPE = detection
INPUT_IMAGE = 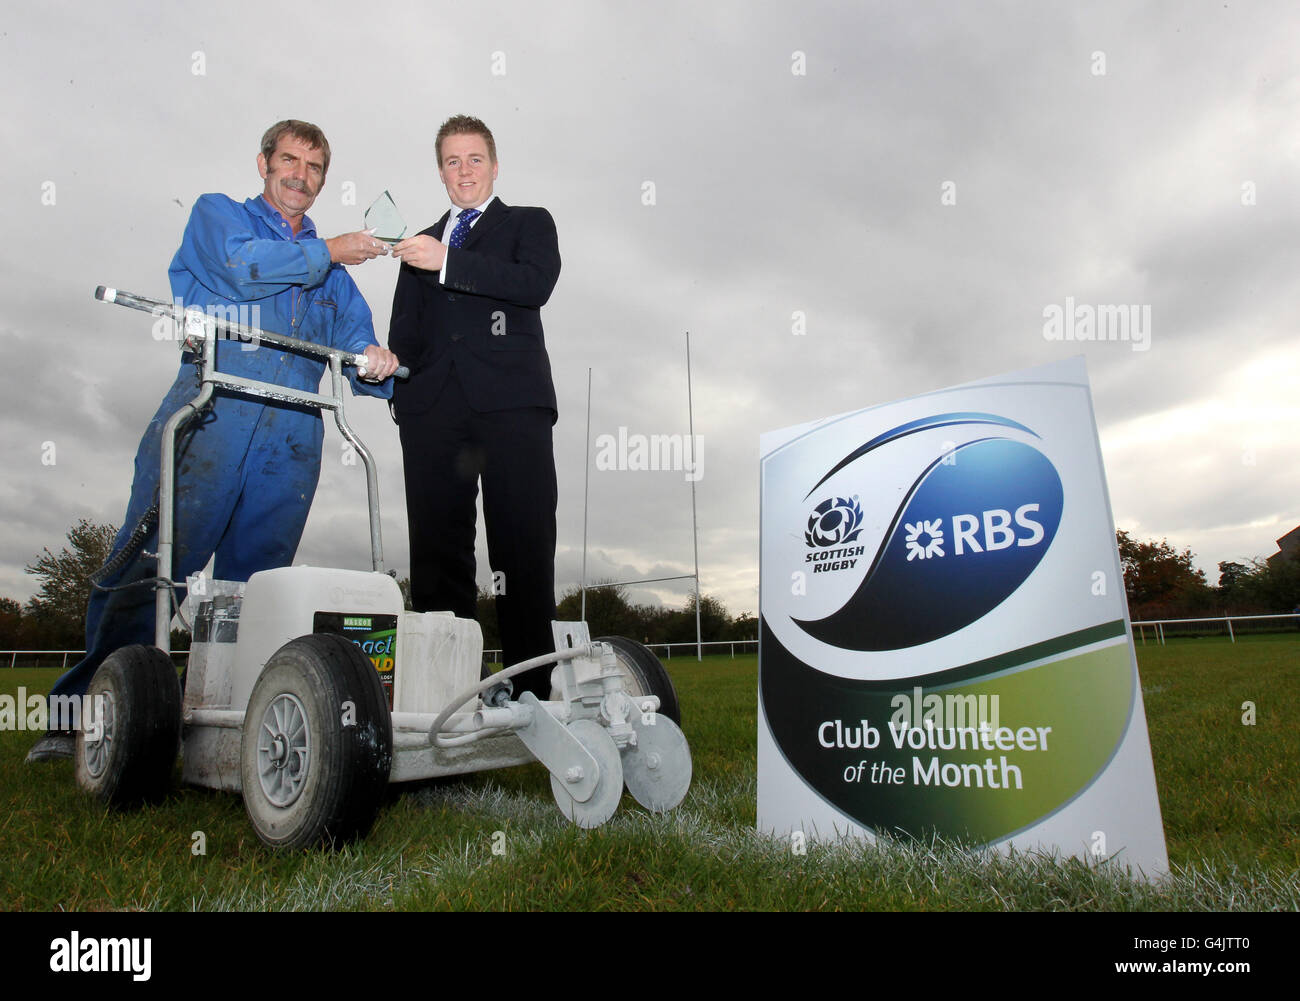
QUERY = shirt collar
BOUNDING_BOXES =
[252,194,318,240]
[450,195,496,222]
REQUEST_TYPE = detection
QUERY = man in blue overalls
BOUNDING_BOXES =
[28,120,399,762]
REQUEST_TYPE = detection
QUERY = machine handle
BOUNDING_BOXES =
[96,286,407,379]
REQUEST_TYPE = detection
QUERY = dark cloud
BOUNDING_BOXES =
[2,1,1298,616]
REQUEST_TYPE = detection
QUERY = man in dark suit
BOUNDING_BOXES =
[389,115,561,698]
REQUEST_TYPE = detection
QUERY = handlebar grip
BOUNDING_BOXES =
[353,357,410,380]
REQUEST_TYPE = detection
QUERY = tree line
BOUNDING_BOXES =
[1117,529,1300,620]
[4,519,1297,650]
[0,519,758,651]
[395,577,754,651]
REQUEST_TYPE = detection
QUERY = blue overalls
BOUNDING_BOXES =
[49,194,391,706]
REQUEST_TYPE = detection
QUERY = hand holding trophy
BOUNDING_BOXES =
[364,191,407,244]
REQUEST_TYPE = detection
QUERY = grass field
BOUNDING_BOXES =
[1,636,1296,911]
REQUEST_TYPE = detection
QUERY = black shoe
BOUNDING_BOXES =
[25,729,75,763]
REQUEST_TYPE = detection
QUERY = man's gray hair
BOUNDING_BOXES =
[260,120,331,176]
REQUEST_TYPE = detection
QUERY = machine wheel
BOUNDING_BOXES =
[549,718,624,829]
[75,645,182,807]
[593,636,681,725]
[240,633,392,850]
[622,713,692,813]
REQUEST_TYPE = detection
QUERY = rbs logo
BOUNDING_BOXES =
[795,435,1064,651]
[953,505,1045,552]
[909,504,1046,561]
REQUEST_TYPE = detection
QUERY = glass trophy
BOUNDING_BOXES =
[364,190,407,243]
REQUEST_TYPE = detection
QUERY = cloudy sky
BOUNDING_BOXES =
[2,0,1298,623]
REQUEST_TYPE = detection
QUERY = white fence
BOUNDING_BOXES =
[1130,612,1300,645]
[647,639,757,659]
[2,649,190,669]
[10,616,1293,667]
[483,638,759,663]
[9,639,762,669]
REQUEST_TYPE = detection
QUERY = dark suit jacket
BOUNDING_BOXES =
[389,198,561,419]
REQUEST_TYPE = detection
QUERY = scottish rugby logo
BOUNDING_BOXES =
[804,496,867,575]
[793,413,1064,650]
[805,496,864,547]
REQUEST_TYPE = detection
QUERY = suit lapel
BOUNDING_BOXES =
[461,198,507,250]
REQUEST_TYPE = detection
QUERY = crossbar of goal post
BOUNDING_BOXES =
[584,574,701,656]
[580,574,701,656]
[580,333,704,661]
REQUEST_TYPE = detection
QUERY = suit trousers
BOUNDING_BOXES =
[398,372,558,698]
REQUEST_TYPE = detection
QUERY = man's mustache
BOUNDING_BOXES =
[282,178,311,193]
